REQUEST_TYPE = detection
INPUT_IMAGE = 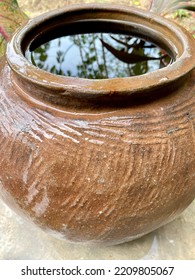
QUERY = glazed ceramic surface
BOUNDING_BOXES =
[0,4,195,245]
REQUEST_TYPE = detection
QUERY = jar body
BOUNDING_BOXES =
[0,56,194,245]
[0,4,195,245]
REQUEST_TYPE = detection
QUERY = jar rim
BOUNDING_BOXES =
[6,3,195,101]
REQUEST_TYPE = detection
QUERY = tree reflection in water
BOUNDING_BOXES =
[28,33,172,79]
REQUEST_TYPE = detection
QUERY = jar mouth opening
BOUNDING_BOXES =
[6,4,195,99]
[25,19,174,80]
[27,20,175,58]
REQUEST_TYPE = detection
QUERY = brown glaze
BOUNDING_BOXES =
[0,4,195,245]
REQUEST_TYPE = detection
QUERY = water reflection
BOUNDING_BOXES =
[28,33,171,78]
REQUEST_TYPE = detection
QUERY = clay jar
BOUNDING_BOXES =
[0,4,195,245]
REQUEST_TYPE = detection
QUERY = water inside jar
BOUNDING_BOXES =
[26,33,172,79]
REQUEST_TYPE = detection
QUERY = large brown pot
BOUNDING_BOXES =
[0,4,194,245]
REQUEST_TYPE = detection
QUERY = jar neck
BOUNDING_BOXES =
[6,4,195,110]
[11,69,190,112]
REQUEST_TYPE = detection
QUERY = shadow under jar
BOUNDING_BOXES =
[0,4,195,245]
